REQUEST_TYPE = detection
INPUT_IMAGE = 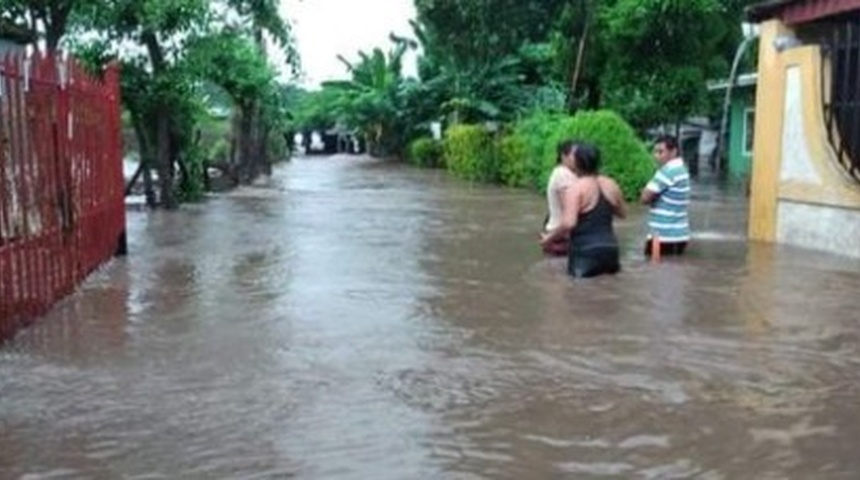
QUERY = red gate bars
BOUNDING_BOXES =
[0,51,126,342]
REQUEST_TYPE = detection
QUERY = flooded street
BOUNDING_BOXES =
[3,154,860,479]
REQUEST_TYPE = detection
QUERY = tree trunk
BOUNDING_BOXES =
[141,30,177,208]
[283,131,294,157]
[171,127,193,197]
[585,79,601,109]
[156,107,176,209]
[45,4,70,52]
[259,125,272,176]
[143,165,156,208]
[252,101,270,179]
[130,113,157,207]
[567,2,591,114]
[229,111,240,168]
[251,26,270,179]
[236,106,256,184]
[248,102,262,181]
[28,2,73,52]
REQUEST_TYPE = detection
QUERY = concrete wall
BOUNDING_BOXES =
[749,20,860,259]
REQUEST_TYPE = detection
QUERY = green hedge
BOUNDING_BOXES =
[498,133,528,187]
[504,112,576,191]
[407,137,444,168]
[563,110,654,200]
[443,124,499,182]
[439,110,653,201]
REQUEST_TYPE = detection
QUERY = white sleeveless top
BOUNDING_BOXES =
[545,165,577,231]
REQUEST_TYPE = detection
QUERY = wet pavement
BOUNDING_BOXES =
[2,154,860,479]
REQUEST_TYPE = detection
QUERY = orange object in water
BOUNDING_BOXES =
[651,235,661,263]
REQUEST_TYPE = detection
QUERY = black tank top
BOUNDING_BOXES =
[570,183,618,249]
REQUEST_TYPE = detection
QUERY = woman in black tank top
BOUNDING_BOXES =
[539,143,627,278]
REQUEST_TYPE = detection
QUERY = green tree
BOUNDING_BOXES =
[412,1,569,124]
[2,0,91,51]
[73,0,210,207]
[71,0,297,207]
[186,30,281,182]
[411,0,759,131]
[322,37,415,156]
[221,0,298,179]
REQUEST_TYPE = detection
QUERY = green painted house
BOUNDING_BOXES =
[709,73,757,179]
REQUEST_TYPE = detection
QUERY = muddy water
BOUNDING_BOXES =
[2,155,860,479]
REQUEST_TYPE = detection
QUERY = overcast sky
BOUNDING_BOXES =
[277,0,418,88]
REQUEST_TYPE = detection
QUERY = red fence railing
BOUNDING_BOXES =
[0,51,126,342]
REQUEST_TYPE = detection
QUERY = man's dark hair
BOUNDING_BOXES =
[654,134,679,153]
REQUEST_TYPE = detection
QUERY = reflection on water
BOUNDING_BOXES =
[2,155,860,479]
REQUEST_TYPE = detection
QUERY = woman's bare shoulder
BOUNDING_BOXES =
[597,175,620,189]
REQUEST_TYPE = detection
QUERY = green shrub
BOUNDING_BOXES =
[565,110,654,200]
[442,124,499,182]
[505,110,653,200]
[407,137,444,168]
[429,111,652,200]
[505,112,576,192]
[498,134,528,187]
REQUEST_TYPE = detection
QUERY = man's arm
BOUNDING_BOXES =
[640,168,671,205]
[640,188,658,205]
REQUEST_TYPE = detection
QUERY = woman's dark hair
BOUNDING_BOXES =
[556,139,576,164]
[573,143,601,175]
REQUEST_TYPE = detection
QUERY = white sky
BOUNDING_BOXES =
[276,0,418,88]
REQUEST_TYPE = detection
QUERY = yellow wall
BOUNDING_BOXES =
[748,20,791,242]
[749,19,860,244]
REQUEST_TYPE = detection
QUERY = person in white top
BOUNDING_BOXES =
[541,140,578,256]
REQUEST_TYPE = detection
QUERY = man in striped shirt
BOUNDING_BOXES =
[640,135,690,256]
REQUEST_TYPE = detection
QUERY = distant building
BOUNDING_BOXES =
[708,73,758,180]
[0,19,35,56]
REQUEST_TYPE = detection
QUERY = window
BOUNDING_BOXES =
[821,18,860,181]
[743,108,755,155]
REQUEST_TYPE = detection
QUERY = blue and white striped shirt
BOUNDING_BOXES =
[646,158,690,242]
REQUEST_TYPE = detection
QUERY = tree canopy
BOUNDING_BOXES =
[289,0,760,158]
[2,0,762,204]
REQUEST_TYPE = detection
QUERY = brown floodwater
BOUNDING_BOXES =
[2,154,860,479]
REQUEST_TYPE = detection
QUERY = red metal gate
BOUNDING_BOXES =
[0,52,126,342]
